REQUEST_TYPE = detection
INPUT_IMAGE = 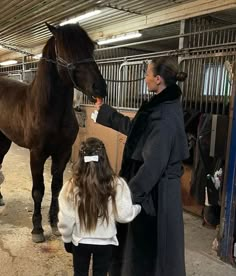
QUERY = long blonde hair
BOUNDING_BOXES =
[69,137,117,232]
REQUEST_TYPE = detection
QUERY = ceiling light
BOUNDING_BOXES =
[33,54,42,60]
[0,60,17,66]
[60,10,101,26]
[97,31,142,45]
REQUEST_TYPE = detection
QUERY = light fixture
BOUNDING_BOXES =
[60,10,101,26]
[97,31,142,45]
[32,54,42,60]
[0,60,17,66]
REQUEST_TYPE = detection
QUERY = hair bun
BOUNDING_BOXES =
[176,72,187,82]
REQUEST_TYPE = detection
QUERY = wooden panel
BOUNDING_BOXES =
[181,164,203,216]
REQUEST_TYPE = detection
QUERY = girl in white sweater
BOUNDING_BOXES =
[58,137,141,276]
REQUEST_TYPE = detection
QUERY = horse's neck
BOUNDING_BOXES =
[30,61,74,114]
[30,36,74,113]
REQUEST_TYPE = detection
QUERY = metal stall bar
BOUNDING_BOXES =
[200,56,206,112]
[195,58,202,110]
[116,60,147,110]
[179,47,235,115]
[219,62,236,263]
[110,59,147,172]
[216,56,224,114]
[211,55,218,114]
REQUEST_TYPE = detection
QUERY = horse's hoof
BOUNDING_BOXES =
[32,233,45,243]
[0,197,5,206]
[51,227,61,236]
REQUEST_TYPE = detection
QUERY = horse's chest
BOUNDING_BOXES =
[48,120,79,143]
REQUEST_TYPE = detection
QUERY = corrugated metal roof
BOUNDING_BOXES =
[210,9,236,24]
[0,0,235,60]
[0,0,198,58]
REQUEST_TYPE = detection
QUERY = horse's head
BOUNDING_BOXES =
[46,23,107,101]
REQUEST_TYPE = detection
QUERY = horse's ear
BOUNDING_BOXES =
[45,22,57,35]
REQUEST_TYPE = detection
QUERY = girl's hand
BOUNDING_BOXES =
[64,242,73,254]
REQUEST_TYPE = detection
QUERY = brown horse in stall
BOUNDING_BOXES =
[0,23,106,242]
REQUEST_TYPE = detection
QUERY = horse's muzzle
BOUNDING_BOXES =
[93,79,107,98]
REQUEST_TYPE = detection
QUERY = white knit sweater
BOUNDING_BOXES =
[58,177,141,246]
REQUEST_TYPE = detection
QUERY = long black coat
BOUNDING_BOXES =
[97,84,189,276]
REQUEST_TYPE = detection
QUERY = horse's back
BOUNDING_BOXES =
[0,77,29,107]
[0,76,28,92]
[0,77,28,102]
[0,77,29,146]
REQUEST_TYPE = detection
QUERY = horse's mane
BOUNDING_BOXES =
[29,24,95,118]
[29,36,57,118]
[42,36,56,59]
[56,24,95,57]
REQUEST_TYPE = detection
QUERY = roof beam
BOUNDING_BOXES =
[89,0,236,40]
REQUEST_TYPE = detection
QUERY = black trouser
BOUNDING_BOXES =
[72,243,113,276]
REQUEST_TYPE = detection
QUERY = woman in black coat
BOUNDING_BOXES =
[93,56,189,276]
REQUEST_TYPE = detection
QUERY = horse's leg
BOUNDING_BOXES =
[0,131,12,206]
[0,165,5,206]
[30,149,48,243]
[49,148,72,235]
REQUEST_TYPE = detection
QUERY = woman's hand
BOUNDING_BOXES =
[91,97,103,122]
[95,97,103,111]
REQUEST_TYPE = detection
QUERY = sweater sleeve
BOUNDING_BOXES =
[115,177,141,223]
[57,181,76,243]
[96,104,132,135]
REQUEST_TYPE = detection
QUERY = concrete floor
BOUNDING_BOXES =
[0,143,235,276]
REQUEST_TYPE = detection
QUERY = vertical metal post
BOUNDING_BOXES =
[22,55,25,82]
[178,19,185,64]
[219,62,236,263]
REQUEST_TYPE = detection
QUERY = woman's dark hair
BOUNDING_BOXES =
[151,56,187,85]
[69,137,117,232]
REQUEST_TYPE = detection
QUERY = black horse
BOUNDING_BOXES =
[0,23,106,242]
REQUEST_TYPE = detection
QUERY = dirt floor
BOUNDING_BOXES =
[0,143,235,276]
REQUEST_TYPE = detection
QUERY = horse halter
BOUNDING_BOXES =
[55,55,96,91]
[41,41,95,91]
[41,52,146,87]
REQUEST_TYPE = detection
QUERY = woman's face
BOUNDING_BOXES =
[145,63,161,92]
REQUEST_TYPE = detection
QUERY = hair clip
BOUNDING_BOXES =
[84,155,99,163]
